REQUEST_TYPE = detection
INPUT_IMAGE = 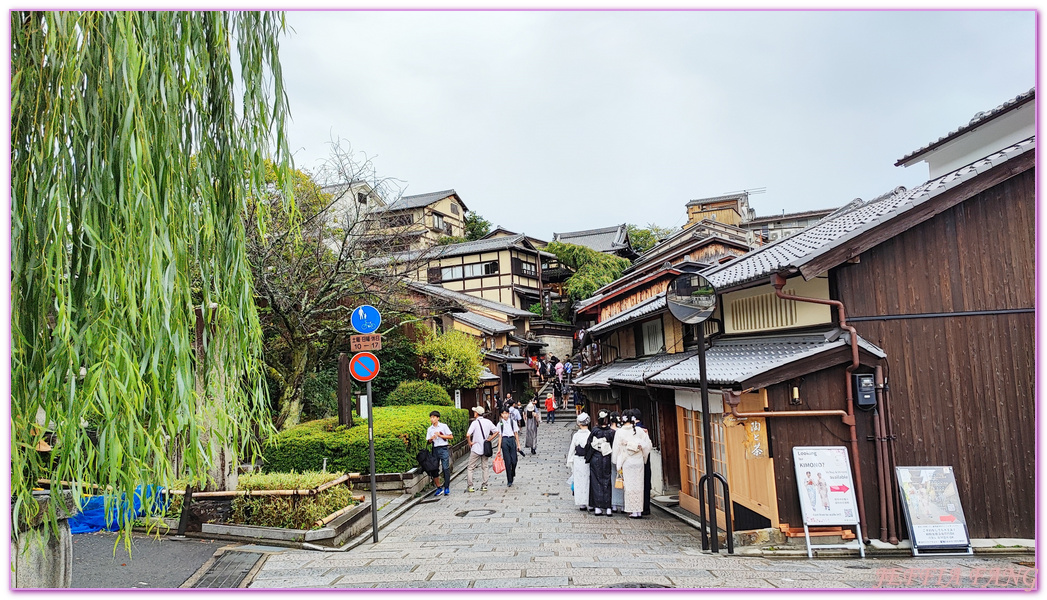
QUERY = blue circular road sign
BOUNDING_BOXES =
[349,352,381,382]
[351,305,382,334]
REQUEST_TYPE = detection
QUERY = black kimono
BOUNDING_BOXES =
[585,425,616,510]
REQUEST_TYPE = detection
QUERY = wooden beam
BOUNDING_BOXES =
[799,149,1034,280]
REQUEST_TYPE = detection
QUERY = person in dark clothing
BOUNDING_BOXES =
[584,410,616,516]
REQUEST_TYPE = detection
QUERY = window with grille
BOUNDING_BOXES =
[441,261,498,281]
[682,408,727,511]
[450,203,459,215]
[381,214,412,228]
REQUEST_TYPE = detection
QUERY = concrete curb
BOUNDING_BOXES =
[651,501,1035,558]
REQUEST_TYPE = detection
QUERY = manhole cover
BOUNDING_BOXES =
[455,509,497,518]
[191,551,262,588]
[603,583,672,588]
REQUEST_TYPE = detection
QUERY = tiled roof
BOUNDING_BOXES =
[553,224,630,253]
[648,330,886,386]
[896,88,1035,166]
[607,351,699,386]
[372,189,466,213]
[587,292,666,335]
[746,208,838,226]
[704,136,1035,291]
[367,234,534,267]
[480,367,500,381]
[571,360,640,388]
[451,311,515,335]
[406,280,534,318]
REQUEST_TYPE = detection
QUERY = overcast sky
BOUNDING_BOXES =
[278,10,1035,239]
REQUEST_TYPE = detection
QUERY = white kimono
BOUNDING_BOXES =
[611,423,652,514]
[567,428,591,508]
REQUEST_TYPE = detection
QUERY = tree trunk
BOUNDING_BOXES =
[274,339,309,430]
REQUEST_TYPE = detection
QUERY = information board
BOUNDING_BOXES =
[793,446,860,525]
[896,466,972,555]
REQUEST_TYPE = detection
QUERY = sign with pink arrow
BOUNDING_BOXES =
[895,466,971,554]
[793,446,860,526]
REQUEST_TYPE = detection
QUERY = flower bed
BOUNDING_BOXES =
[262,405,470,474]
[228,471,357,530]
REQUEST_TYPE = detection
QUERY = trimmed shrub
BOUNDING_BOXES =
[228,471,357,530]
[262,405,470,475]
[384,380,452,407]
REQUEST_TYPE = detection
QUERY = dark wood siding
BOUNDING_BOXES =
[830,167,1035,539]
[766,365,881,535]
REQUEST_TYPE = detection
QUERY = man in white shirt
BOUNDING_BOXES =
[465,406,498,492]
[426,410,454,496]
[496,406,521,487]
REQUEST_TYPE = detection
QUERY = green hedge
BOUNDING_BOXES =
[384,380,452,407]
[262,405,469,474]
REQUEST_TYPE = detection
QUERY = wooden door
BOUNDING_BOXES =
[722,391,779,526]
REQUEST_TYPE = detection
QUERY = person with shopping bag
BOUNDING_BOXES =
[612,409,653,518]
[495,406,520,487]
[466,406,498,492]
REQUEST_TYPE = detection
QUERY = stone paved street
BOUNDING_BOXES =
[249,420,1036,590]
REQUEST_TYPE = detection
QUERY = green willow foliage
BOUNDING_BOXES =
[545,241,631,302]
[11,11,292,538]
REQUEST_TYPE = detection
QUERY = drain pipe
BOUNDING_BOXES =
[771,273,869,543]
[876,366,899,544]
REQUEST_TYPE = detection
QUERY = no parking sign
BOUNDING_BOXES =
[349,352,380,382]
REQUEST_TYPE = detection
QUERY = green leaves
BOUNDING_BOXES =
[416,329,484,391]
[11,11,291,542]
[545,241,631,302]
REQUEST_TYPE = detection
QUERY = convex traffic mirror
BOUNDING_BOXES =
[666,272,717,324]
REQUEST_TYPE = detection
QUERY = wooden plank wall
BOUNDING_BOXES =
[766,365,881,535]
[831,168,1035,539]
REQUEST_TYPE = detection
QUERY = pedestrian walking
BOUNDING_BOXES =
[524,402,540,454]
[545,393,557,424]
[466,406,498,492]
[564,359,572,383]
[496,407,520,487]
[612,409,653,518]
[609,412,625,513]
[585,410,615,516]
[511,400,525,455]
[633,410,654,516]
[567,413,591,511]
[426,410,454,497]
[539,359,549,382]
[555,360,564,383]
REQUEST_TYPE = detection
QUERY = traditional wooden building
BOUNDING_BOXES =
[552,224,639,261]
[364,189,468,253]
[696,89,1035,541]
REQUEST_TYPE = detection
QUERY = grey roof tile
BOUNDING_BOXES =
[451,311,515,335]
[572,360,640,388]
[703,136,1035,291]
[372,189,465,213]
[406,281,534,318]
[607,351,699,385]
[552,224,630,253]
[587,292,666,335]
[648,330,886,386]
[896,88,1035,166]
[365,234,534,267]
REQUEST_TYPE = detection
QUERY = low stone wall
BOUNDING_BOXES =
[351,440,469,495]
[201,501,372,548]
[11,491,78,588]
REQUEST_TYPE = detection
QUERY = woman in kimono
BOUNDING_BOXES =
[584,410,615,515]
[633,410,654,516]
[524,403,540,454]
[566,413,591,510]
[608,412,625,514]
[613,409,653,518]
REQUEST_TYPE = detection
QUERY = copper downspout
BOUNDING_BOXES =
[876,366,900,544]
[872,380,889,542]
[771,273,869,543]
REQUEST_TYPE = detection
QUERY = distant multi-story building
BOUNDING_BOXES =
[363,189,468,253]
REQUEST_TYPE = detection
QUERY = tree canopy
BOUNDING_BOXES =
[11,11,291,537]
[627,223,677,255]
[464,212,492,241]
[417,329,484,391]
[545,241,631,302]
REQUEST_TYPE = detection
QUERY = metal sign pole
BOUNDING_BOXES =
[367,380,378,543]
[697,326,719,553]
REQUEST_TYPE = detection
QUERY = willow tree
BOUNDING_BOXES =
[11,11,292,537]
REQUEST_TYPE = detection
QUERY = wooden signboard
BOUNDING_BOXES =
[896,466,973,556]
[793,446,865,558]
[350,334,382,352]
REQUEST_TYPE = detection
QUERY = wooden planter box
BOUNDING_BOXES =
[200,500,371,548]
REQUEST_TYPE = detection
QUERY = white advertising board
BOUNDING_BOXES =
[793,446,860,526]
[896,466,971,553]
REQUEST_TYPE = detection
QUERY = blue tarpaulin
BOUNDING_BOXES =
[68,485,169,534]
